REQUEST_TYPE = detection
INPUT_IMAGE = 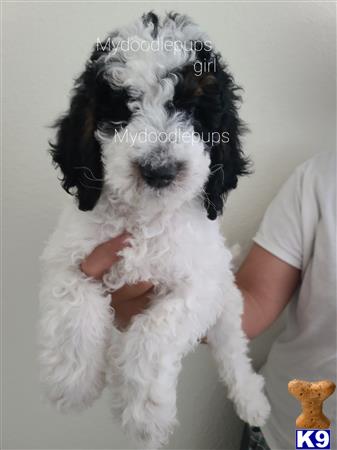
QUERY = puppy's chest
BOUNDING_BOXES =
[127,230,194,280]
[105,219,210,287]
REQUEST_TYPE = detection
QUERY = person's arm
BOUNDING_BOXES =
[80,236,300,336]
[236,243,301,339]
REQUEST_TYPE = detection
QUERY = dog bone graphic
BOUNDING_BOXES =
[288,379,336,429]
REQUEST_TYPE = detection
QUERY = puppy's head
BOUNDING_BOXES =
[50,12,250,219]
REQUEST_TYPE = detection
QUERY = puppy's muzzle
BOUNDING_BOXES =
[139,162,179,188]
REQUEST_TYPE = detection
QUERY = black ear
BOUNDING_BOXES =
[203,59,251,220]
[50,54,105,211]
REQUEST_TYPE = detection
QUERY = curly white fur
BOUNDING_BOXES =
[39,197,270,447]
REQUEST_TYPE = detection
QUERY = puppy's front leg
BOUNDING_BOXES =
[108,283,221,448]
[39,266,113,412]
[207,281,270,426]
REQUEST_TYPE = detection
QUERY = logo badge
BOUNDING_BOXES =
[296,429,331,449]
[288,379,336,450]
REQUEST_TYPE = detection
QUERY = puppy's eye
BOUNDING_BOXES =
[96,84,132,134]
[174,97,196,116]
[165,100,175,113]
[98,120,128,135]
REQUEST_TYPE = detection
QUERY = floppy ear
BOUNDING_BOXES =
[50,57,104,211]
[204,62,251,220]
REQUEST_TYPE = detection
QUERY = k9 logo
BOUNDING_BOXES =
[296,430,331,449]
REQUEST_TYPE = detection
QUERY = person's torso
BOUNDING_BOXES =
[261,151,337,449]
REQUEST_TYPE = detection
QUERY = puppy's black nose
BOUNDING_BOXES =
[139,162,178,188]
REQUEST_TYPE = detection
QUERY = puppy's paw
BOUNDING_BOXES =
[42,366,106,413]
[108,360,175,447]
[233,373,271,426]
[122,397,177,449]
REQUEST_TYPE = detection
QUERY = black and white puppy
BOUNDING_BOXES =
[39,12,270,448]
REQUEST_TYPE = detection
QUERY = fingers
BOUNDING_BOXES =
[79,233,154,331]
[111,281,154,306]
[104,232,131,254]
[80,232,130,280]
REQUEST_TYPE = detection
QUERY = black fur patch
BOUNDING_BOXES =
[49,53,131,211]
[142,11,159,38]
[172,43,251,220]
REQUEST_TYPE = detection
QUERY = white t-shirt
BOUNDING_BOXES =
[253,151,336,450]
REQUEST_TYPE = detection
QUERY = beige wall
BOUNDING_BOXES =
[3,2,335,449]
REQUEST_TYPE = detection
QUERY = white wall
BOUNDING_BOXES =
[3,2,335,449]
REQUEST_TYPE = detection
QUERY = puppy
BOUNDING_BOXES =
[39,12,270,448]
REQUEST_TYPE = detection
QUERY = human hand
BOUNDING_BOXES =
[80,233,153,329]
